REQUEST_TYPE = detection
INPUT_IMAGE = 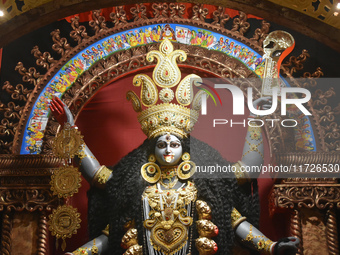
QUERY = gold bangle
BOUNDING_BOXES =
[231,208,247,229]
[73,247,89,255]
[257,239,275,255]
[232,161,250,185]
[92,166,112,188]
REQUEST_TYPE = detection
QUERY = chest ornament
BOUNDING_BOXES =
[143,182,197,255]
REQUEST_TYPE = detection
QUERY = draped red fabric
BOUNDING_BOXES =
[0,48,2,73]
[57,70,284,254]
[63,4,263,23]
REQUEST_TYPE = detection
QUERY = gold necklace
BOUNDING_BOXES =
[160,166,178,189]
[160,176,178,189]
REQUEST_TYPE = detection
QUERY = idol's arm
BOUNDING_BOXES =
[240,124,264,169]
[50,97,112,188]
[232,208,299,255]
[64,234,109,255]
[235,97,271,182]
[65,226,142,255]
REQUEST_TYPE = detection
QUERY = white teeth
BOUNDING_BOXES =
[164,155,174,163]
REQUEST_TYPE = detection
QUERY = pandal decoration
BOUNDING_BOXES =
[52,122,84,159]
[50,165,82,198]
[49,122,85,250]
[48,205,81,251]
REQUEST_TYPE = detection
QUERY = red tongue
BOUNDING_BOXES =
[213,244,218,253]
[214,226,219,236]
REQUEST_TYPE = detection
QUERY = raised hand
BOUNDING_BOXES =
[49,97,75,127]
[249,96,273,117]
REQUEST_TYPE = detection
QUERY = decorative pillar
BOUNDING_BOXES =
[290,209,302,255]
[0,155,61,255]
[326,209,339,255]
[270,177,340,255]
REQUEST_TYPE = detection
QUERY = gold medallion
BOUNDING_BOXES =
[52,123,84,159]
[50,166,82,198]
[48,205,81,250]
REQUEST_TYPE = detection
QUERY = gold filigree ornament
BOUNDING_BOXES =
[50,165,82,198]
[127,39,208,139]
[52,123,84,159]
[48,205,81,251]
[177,152,196,180]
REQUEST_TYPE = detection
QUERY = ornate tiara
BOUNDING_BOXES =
[127,39,206,139]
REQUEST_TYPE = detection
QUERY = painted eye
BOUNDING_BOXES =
[157,142,166,149]
[170,142,180,148]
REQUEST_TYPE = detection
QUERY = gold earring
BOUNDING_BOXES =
[177,152,196,180]
[141,154,161,183]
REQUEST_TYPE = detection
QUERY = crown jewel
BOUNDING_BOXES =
[127,39,206,139]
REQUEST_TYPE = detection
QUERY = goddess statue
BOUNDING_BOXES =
[50,39,299,255]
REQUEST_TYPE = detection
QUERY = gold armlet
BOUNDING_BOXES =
[92,166,112,188]
[257,239,275,255]
[91,239,98,255]
[231,208,246,230]
[73,247,89,255]
[241,224,274,255]
[232,161,250,186]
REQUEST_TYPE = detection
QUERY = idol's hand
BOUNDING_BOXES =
[249,96,273,118]
[49,97,75,127]
[273,237,300,255]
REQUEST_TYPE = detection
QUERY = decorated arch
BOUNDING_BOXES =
[0,3,339,255]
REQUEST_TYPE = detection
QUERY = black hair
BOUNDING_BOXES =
[87,135,259,255]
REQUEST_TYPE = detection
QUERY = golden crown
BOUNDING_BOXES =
[127,39,206,139]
